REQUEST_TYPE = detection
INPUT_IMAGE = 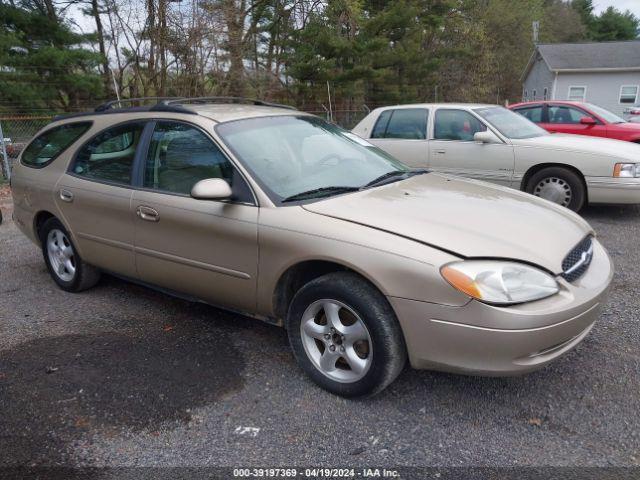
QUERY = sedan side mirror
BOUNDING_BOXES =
[473,131,501,144]
[580,116,597,125]
[191,178,232,200]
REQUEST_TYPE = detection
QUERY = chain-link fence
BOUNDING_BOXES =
[0,115,54,181]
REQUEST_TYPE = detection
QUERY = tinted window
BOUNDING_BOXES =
[144,122,234,195]
[71,122,145,185]
[434,110,486,141]
[21,122,91,167]
[371,110,392,138]
[371,109,428,139]
[515,106,543,123]
[548,106,585,124]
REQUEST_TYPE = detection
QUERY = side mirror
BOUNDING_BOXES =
[580,116,597,125]
[191,178,232,200]
[474,131,500,144]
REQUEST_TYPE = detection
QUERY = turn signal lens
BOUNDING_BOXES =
[441,261,559,305]
[613,163,640,178]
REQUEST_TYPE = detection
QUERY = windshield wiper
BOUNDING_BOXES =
[364,169,428,188]
[281,186,361,203]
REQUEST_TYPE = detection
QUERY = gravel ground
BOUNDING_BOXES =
[0,195,639,471]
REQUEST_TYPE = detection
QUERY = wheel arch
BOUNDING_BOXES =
[272,259,388,326]
[33,210,57,244]
[520,163,588,203]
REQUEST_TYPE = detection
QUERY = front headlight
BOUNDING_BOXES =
[441,260,559,305]
[613,163,640,178]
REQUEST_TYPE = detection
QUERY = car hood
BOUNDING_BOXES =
[611,122,640,132]
[512,133,640,160]
[302,173,592,274]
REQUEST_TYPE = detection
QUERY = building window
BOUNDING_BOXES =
[568,86,586,102]
[532,89,537,100]
[619,85,639,104]
[523,90,528,101]
[543,87,548,100]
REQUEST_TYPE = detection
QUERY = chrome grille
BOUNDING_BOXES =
[561,236,594,283]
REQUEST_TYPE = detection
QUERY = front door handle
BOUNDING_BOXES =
[59,189,74,202]
[136,205,160,222]
[434,149,446,154]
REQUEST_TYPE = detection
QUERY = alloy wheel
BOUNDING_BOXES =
[300,299,373,383]
[47,229,76,282]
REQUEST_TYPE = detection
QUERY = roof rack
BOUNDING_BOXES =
[54,96,296,121]
[160,96,297,110]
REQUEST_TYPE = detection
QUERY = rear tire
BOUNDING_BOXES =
[40,217,101,292]
[526,167,585,212]
[286,272,407,397]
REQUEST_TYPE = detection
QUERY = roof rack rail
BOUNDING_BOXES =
[94,97,197,115]
[160,97,297,110]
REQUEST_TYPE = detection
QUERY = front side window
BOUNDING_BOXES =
[21,122,91,167]
[620,85,639,104]
[568,86,586,102]
[371,109,428,140]
[514,106,543,123]
[548,105,586,124]
[144,121,233,195]
[71,122,145,185]
[216,115,408,201]
[434,109,487,141]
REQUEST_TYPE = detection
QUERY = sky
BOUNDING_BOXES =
[593,0,640,17]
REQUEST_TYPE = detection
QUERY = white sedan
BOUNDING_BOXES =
[353,104,640,211]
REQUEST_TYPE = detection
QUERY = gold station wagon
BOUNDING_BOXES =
[11,98,613,396]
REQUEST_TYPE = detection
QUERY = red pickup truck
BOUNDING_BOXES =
[509,101,640,143]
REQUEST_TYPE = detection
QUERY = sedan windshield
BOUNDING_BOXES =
[216,115,410,202]
[475,106,548,139]
[585,103,625,124]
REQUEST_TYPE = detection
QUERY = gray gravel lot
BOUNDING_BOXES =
[0,197,639,470]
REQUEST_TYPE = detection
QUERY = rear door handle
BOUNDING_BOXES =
[434,149,446,154]
[136,206,160,222]
[59,189,74,202]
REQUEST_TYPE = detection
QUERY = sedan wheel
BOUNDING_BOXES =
[525,167,585,212]
[47,229,76,282]
[533,177,572,207]
[300,299,373,383]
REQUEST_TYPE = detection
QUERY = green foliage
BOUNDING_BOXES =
[590,7,639,41]
[571,0,639,40]
[0,4,104,113]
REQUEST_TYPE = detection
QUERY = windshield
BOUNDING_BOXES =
[216,115,409,202]
[475,106,548,139]
[585,103,626,124]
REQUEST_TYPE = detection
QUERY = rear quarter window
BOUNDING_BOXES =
[21,122,92,168]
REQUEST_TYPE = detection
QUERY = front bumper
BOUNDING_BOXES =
[389,238,613,375]
[586,177,640,204]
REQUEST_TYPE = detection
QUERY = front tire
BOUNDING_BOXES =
[286,272,407,397]
[526,167,585,212]
[40,217,101,292]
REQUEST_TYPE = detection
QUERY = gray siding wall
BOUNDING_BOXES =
[554,71,640,116]
[523,55,555,101]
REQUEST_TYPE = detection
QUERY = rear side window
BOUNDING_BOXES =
[21,122,91,168]
[71,122,146,185]
[434,109,487,141]
[514,106,543,123]
[371,109,428,140]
